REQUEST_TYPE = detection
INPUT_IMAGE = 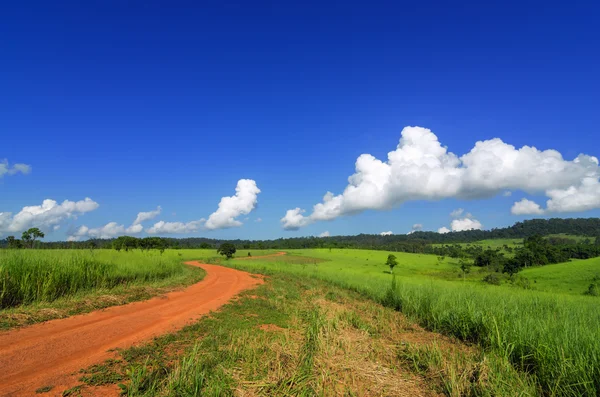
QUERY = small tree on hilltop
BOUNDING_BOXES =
[21,228,44,248]
[386,254,398,274]
[218,243,237,259]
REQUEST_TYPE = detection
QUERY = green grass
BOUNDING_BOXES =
[226,248,600,396]
[521,256,600,295]
[75,273,535,396]
[0,249,193,308]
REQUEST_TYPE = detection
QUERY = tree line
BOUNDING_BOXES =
[2,218,600,253]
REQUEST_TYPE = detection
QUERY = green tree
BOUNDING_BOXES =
[21,228,45,248]
[386,254,398,274]
[459,257,472,280]
[6,236,23,249]
[218,243,237,259]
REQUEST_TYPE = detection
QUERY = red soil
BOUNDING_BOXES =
[0,262,263,396]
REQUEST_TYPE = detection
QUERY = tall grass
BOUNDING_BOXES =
[229,250,600,396]
[0,249,189,308]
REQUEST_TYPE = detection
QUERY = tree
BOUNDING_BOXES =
[459,257,471,280]
[386,254,398,274]
[218,243,237,259]
[21,228,45,248]
[6,236,23,249]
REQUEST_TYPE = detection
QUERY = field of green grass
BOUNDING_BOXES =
[521,256,600,295]
[227,248,600,396]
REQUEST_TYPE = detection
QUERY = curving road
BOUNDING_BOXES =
[0,262,263,396]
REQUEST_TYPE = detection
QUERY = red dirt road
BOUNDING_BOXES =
[0,262,263,396]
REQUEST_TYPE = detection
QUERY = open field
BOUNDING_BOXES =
[67,273,536,396]
[226,249,600,396]
[521,256,600,294]
[2,247,600,396]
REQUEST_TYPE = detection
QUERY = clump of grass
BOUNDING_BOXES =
[0,250,190,308]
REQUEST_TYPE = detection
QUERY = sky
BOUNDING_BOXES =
[1,0,600,241]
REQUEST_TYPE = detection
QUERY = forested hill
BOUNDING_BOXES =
[3,217,600,250]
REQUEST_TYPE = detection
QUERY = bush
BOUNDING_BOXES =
[482,273,502,285]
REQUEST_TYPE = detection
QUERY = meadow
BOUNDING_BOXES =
[227,248,600,396]
[3,246,600,395]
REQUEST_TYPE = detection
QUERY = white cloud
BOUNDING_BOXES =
[0,160,31,178]
[69,206,161,240]
[282,126,600,228]
[69,222,143,240]
[319,231,330,237]
[503,191,512,197]
[281,208,311,230]
[0,198,99,236]
[511,177,600,215]
[450,208,464,218]
[255,217,263,223]
[407,223,423,234]
[380,231,393,236]
[511,198,545,215]
[450,217,483,232]
[133,206,162,225]
[205,179,261,230]
[146,220,205,234]
[438,211,483,233]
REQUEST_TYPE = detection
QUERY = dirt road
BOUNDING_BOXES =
[0,262,263,396]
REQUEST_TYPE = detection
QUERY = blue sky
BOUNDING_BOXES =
[1,1,600,241]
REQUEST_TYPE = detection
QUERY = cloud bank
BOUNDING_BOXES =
[281,126,599,229]
[68,206,163,240]
[0,160,31,178]
[0,198,99,236]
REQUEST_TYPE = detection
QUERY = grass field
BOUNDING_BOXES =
[521,256,600,295]
[71,273,536,396]
[3,247,600,395]
[226,249,600,396]
[0,249,281,329]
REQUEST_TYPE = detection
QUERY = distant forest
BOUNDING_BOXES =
[3,218,600,252]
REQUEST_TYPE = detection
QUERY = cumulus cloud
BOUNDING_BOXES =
[133,206,162,225]
[0,160,31,178]
[512,177,600,215]
[281,208,311,230]
[0,198,98,236]
[511,198,545,215]
[450,208,464,218]
[281,126,600,228]
[438,210,483,233]
[380,231,393,236]
[69,222,144,240]
[69,205,162,240]
[146,220,205,234]
[319,231,330,237]
[407,224,423,234]
[255,218,263,223]
[205,179,260,230]
[450,217,483,232]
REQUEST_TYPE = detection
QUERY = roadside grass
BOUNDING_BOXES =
[0,249,211,329]
[226,249,600,396]
[0,248,276,329]
[73,273,535,396]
